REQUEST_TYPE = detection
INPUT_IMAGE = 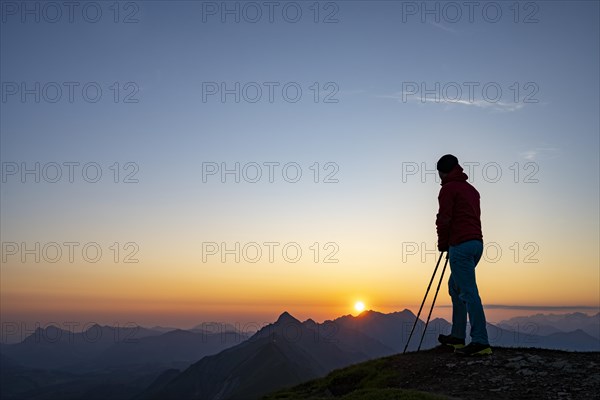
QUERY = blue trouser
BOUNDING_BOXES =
[448,239,489,345]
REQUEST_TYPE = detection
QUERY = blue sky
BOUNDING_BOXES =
[1,1,599,326]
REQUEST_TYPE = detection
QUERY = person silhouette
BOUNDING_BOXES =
[435,154,492,356]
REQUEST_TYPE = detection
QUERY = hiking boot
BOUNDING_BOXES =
[455,342,492,356]
[438,334,465,349]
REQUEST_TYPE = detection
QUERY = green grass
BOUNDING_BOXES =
[263,356,446,400]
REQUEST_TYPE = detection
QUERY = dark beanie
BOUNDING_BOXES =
[436,154,458,173]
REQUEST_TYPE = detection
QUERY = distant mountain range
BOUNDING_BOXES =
[0,324,160,369]
[497,312,600,338]
[1,310,598,400]
[0,324,249,400]
[138,310,600,400]
[0,324,248,372]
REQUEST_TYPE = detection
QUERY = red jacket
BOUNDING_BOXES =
[436,164,483,250]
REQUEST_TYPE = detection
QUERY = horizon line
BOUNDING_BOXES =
[436,304,600,311]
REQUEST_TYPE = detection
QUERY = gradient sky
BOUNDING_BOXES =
[1,1,599,329]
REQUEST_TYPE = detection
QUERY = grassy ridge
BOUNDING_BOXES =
[263,356,446,400]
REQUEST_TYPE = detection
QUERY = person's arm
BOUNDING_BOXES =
[436,186,454,251]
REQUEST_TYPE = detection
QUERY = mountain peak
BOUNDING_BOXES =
[353,310,389,320]
[85,323,104,332]
[276,311,300,324]
[396,308,416,316]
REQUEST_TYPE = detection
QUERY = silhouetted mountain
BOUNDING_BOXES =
[86,328,250,370]
[137,310,600,400]
[133,369,181,400]
[498,312,600,339]
[498,321,564,336]
[1,324,161,370]
[143,311,393,400]
[334,309,599,351]
[148,326,179,333]
[537,329,600,351]
[3,311,598,400]
[190,322,248,335]
[333,309,450,352]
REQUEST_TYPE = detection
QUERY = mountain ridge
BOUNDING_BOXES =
[264,346,600,399]
[137,309,599,400]
[2,309,598,400]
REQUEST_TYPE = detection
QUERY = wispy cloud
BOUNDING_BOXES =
[521,150,537,160]
[428,21,458,34]
[519,147,560,161]
[378,92,524,112]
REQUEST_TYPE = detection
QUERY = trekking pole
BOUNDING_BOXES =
[403,251,445,354]
[417,252,449,351]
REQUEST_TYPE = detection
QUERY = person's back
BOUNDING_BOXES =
[435,154,491,356]
[436,164,482,250]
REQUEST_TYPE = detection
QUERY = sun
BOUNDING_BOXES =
[354,301,365,313]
